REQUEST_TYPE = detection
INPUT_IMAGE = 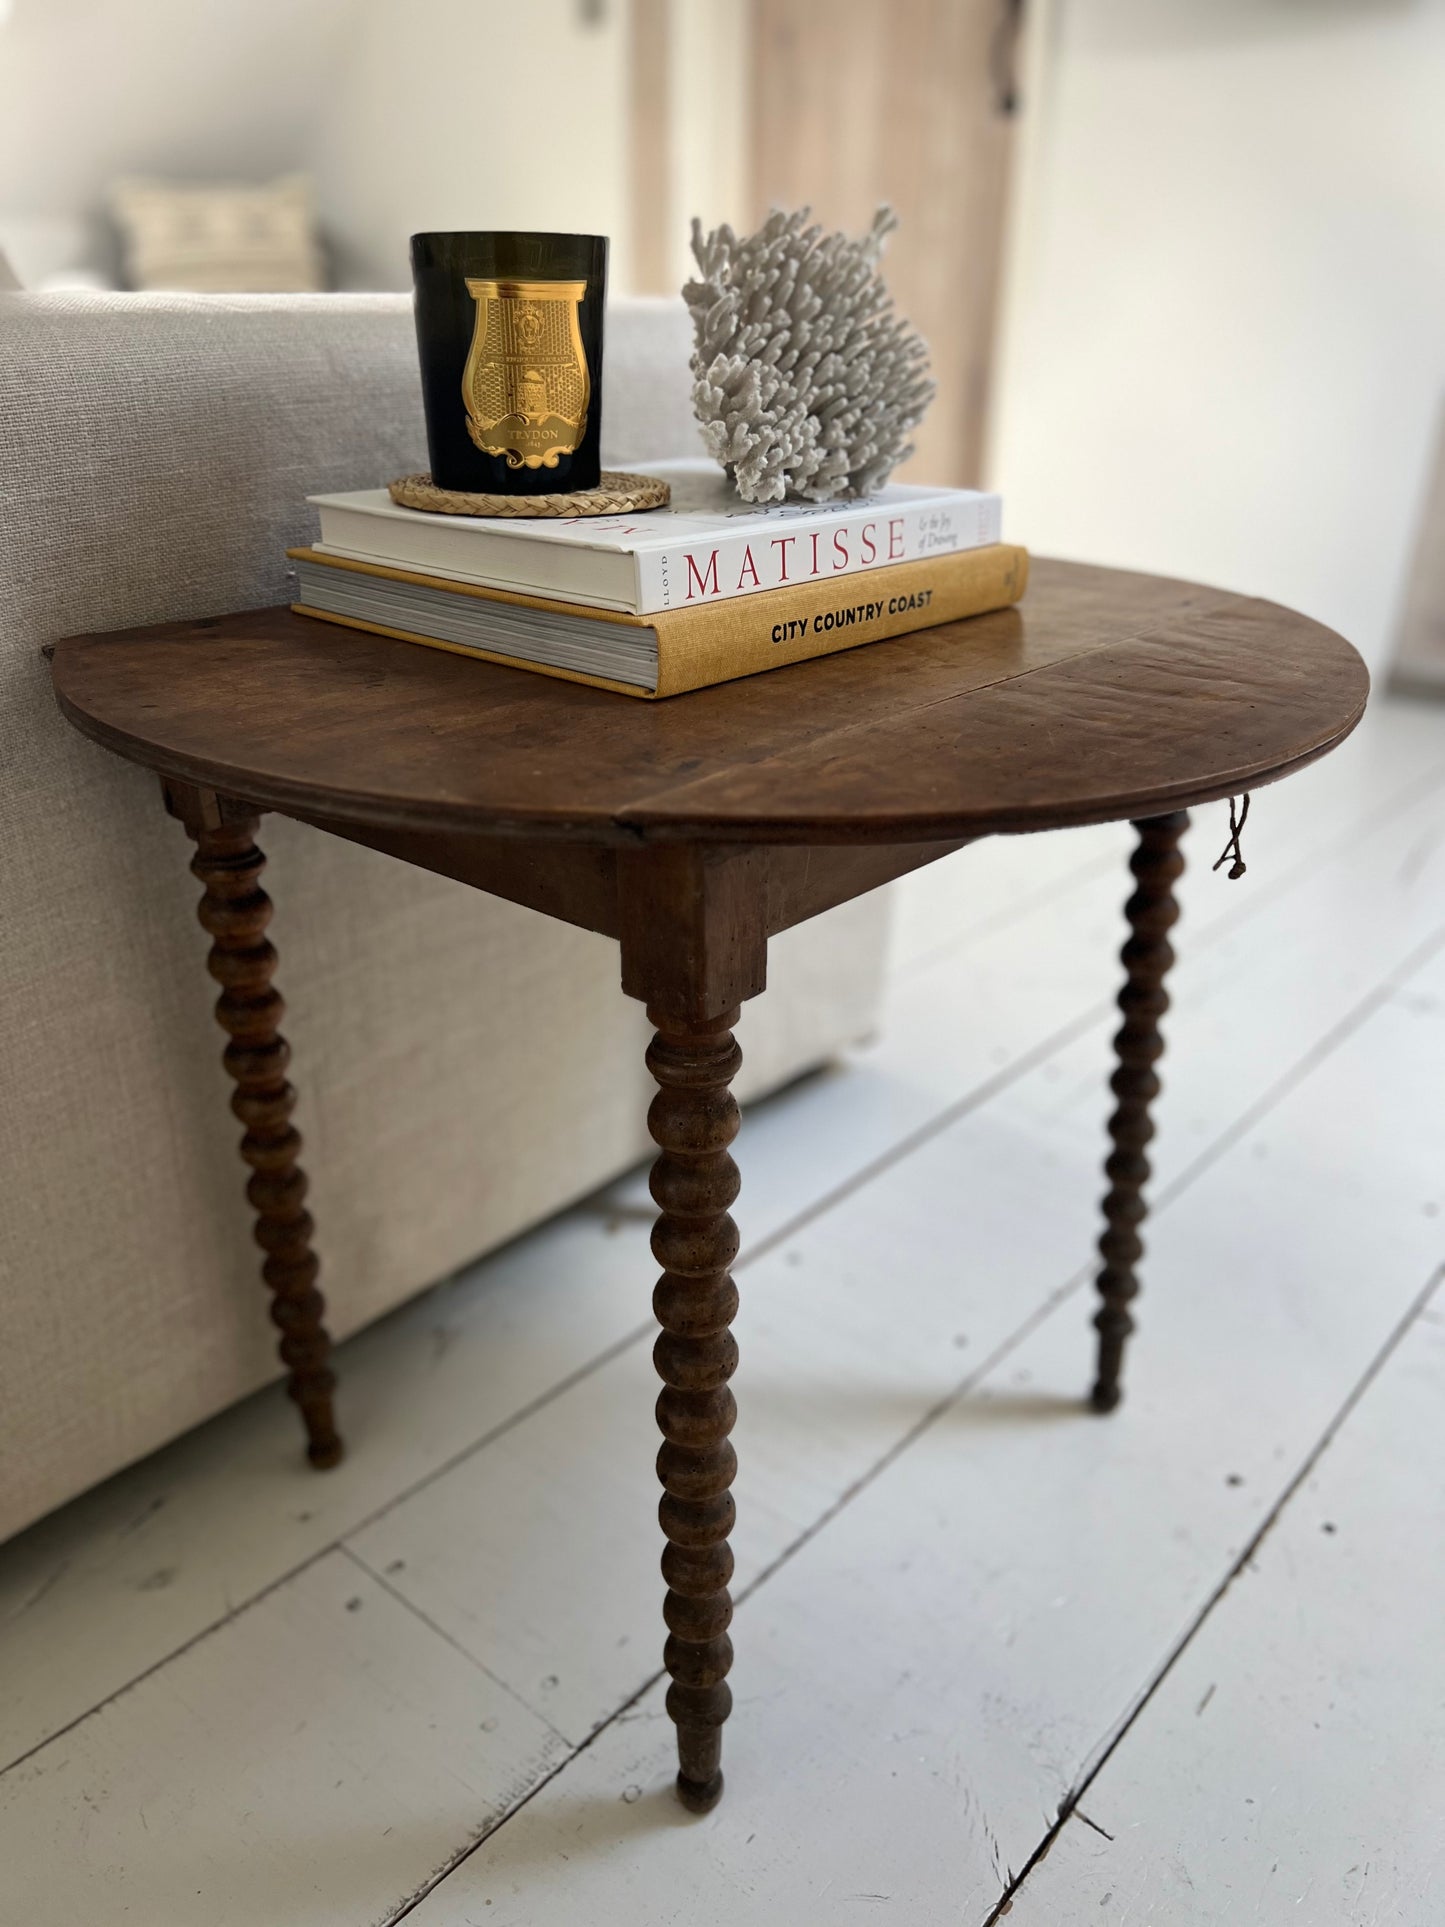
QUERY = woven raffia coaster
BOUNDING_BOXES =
[387,470,671,518]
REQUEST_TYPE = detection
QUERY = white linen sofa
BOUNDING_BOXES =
[0,291,890,1542]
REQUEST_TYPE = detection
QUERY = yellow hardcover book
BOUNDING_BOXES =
[287,543,1029,699]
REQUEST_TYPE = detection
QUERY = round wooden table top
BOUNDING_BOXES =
[51,560,1368,847]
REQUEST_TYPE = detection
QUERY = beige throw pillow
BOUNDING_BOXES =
[110,174,325,293]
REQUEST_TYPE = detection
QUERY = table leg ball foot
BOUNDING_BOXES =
[676,1770,724,1814]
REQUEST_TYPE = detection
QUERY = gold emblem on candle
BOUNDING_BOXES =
[462,277,591,469]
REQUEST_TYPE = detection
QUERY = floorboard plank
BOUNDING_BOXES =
[0,1207,657,1773]
[0,1551,566,1927]
[1003,1267,1445,1926]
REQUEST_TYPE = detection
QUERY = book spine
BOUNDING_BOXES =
[648,544,1028,698]
[635,493,1003,615]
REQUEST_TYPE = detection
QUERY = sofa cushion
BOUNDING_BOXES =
[109,175,326,293]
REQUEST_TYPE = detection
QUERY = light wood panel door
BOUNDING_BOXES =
[749,0,1022,485]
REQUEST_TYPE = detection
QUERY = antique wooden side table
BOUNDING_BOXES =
[50,560,1367,1812]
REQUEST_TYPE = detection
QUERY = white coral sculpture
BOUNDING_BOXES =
[683,205,935,505]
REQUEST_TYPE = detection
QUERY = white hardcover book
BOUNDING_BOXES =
[308,459,1002,617]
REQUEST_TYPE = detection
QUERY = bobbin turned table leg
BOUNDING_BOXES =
[1092,810,1188,1413]
[646,1006,743,1814]
[167,785,342,1468]
[618,842,769,1809]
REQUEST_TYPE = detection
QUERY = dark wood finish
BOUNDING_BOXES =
[167,781,342,1468]
[301,816,972,955]
[1091,812,1189,1414]
[50,564,1369,1810]
[52,563,1368,847]
[647,1006,743,1813]
[750,0,1019,487]
[619,847,769,1021]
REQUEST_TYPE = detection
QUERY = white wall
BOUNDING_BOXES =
[309,0,634,292]
[0,0,355,217]
[308,0,745,296]
[990,0,1445,674]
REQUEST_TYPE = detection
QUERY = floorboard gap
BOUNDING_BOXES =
[981,1259,1445,1927]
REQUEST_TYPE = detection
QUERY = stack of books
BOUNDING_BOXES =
[289,459,1027,700]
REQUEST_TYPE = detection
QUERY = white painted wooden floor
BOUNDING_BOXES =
[5,695,1445,1925]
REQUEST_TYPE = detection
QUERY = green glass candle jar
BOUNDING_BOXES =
[410,230,608,495]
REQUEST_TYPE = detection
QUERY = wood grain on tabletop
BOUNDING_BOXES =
[50,561,1368,845]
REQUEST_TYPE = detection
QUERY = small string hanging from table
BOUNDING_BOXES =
[1212,793,1251,880]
